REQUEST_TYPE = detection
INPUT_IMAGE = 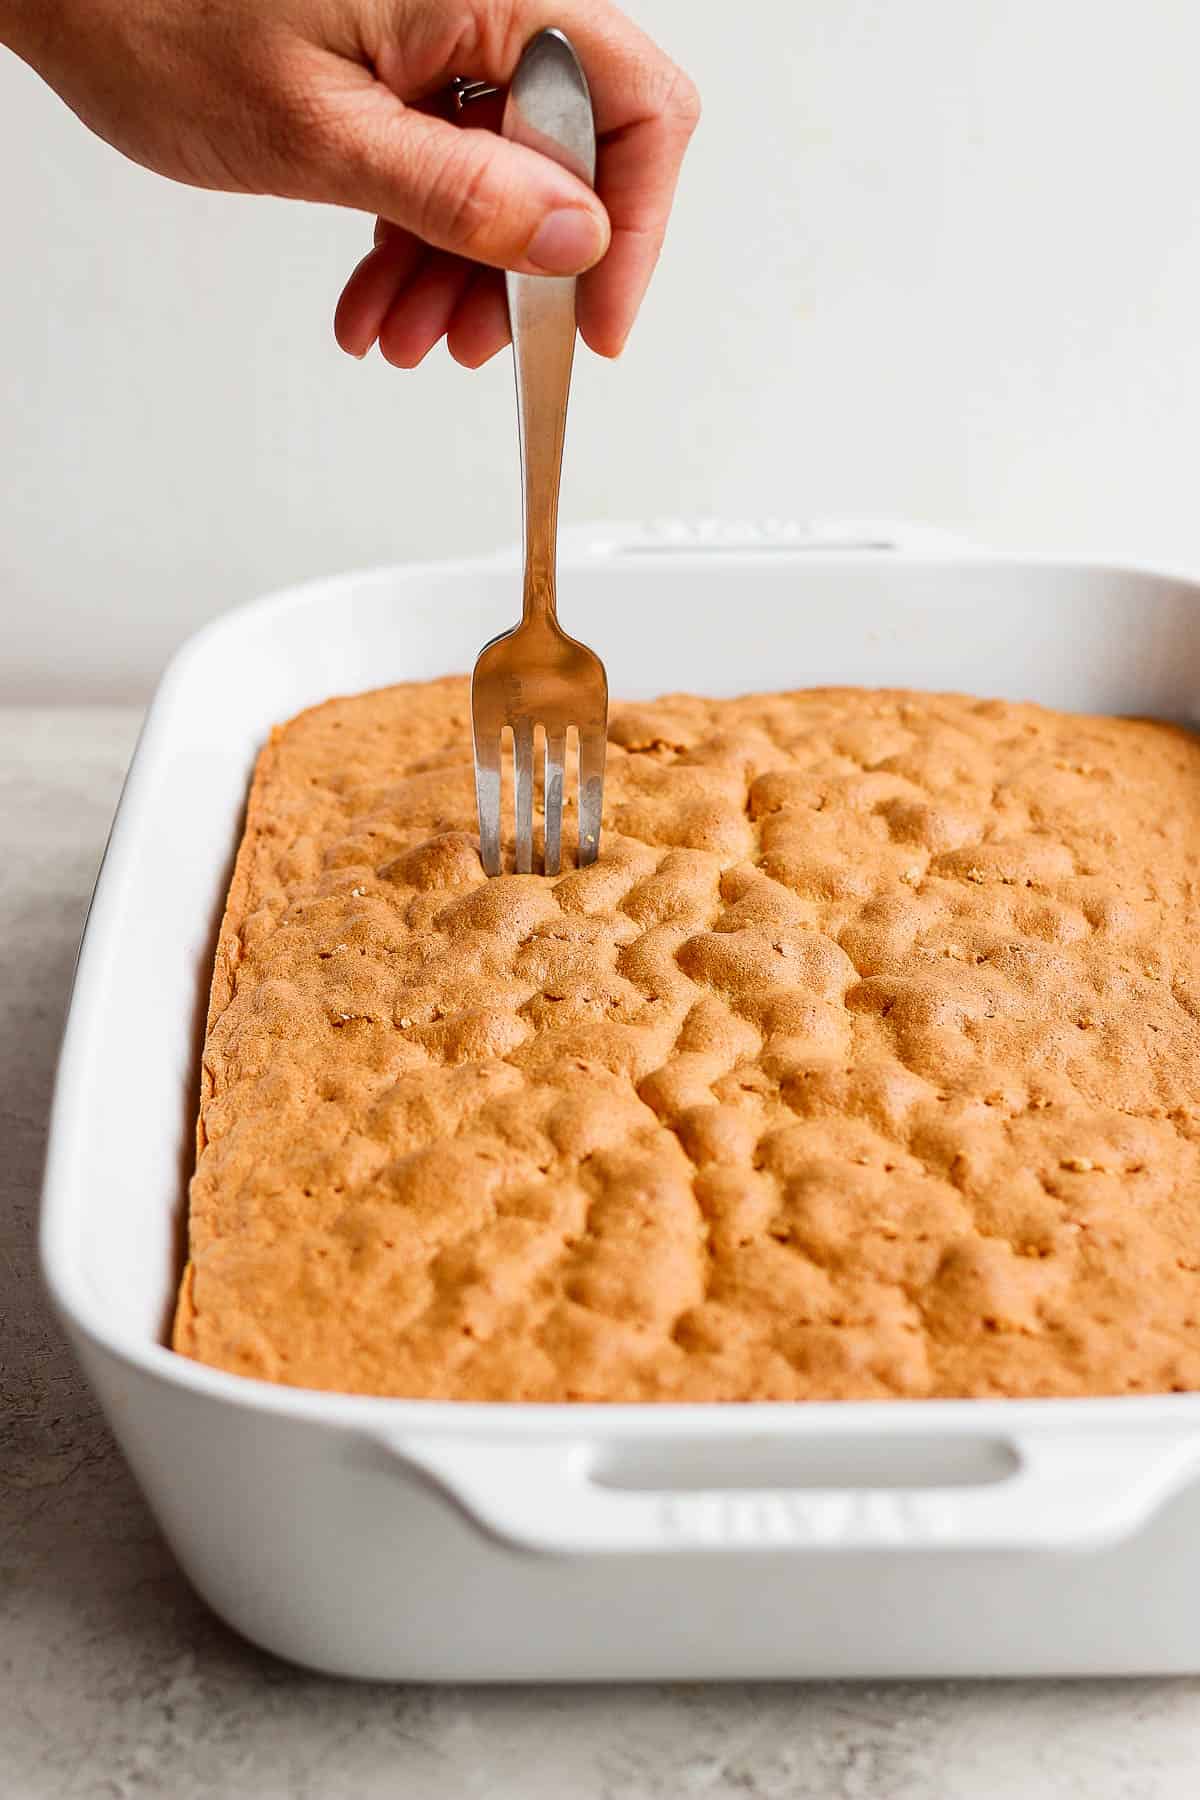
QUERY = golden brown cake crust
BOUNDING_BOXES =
[173,679,1200,1401]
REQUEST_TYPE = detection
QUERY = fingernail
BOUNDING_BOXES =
[526,208,606,275]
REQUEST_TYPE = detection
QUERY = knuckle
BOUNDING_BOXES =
[662,65,702,136]
[424,141,505,252]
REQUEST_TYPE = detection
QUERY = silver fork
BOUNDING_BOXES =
[470,28,608,878]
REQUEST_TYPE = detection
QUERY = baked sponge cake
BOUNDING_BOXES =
[173,679,1200,1401]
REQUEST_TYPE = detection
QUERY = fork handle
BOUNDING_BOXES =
[503,31,597,626]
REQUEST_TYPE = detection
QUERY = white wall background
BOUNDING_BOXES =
[5,2,1200,699]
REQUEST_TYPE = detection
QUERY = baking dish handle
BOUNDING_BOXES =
[382,1431,1200,1555]
[555,518,980,558]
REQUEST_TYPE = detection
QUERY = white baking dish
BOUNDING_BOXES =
[40,521,1200,1680]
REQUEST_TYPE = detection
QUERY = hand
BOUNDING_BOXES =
[4,0,700,367]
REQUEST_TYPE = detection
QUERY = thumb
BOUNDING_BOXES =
[322,95,611,275]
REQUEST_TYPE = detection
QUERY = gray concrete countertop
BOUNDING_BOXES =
[6,704,1200,1799]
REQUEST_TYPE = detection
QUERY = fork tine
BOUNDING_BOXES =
[544,727,566,876]
[474,728,502,877]
[514,718,535,874]
[577,728,606,868]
